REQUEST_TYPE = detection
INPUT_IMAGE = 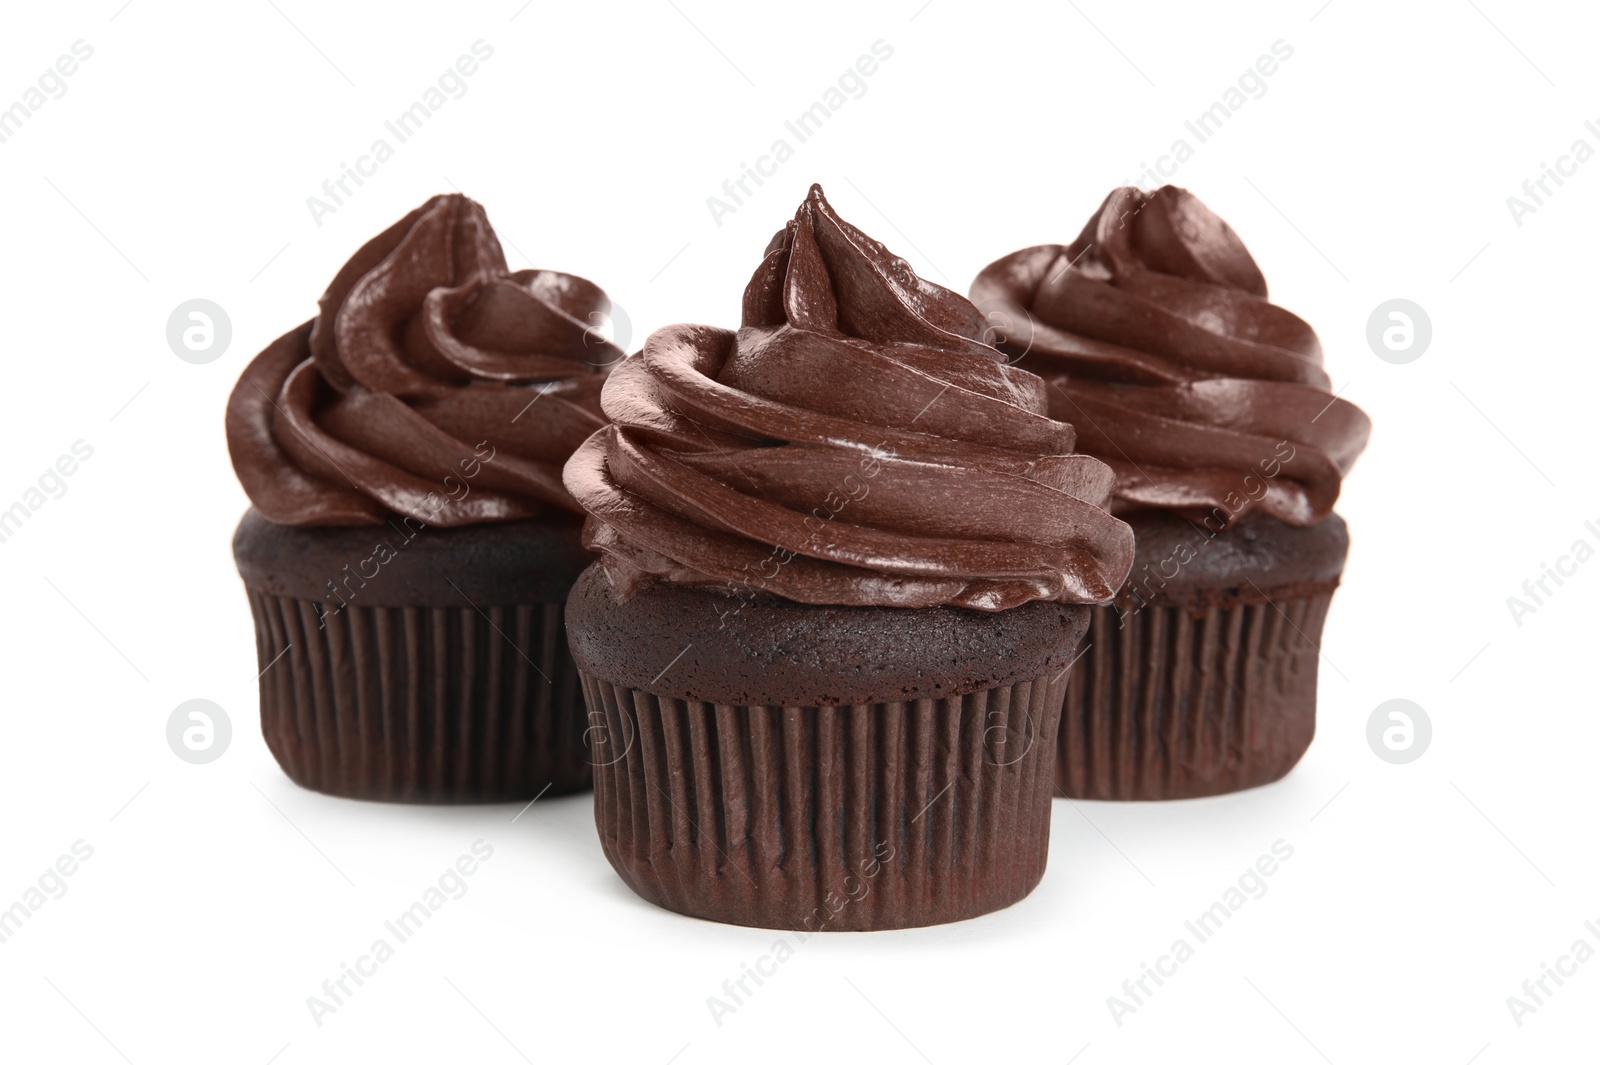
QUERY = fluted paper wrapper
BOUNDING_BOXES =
[1058,592,1335,800]
[583,673,1068,931]
[247,590,590,802]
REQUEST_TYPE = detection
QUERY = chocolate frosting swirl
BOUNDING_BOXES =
[227,193,621,527]
[563,185,1134,611]
[970,185,1370,527]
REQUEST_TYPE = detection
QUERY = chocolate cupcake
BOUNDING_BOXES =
[227,193,624,803]
[563,186,1132,929]
[971,185,1370,800]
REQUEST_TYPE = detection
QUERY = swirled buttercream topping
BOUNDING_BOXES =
[563,184,1133,611]
[971,185,1369,526]
[227,193,621,526]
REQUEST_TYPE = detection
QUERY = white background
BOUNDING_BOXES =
[1,1,1595,1062]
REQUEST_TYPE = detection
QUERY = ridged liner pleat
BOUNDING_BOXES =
[248,591,589,802]
[1059,593,1335,800]
[584,673,1069,931]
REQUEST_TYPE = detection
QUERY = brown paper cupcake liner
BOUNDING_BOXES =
[248,589,590,803]
[584,672,1068,931]
[1058,591,1335,800]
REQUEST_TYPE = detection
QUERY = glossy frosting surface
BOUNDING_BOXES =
[565,185,1134,611]
[228,194,621,526]
[971,186,1369,526]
